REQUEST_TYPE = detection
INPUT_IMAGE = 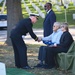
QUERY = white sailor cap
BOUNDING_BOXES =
[29,13,39,19]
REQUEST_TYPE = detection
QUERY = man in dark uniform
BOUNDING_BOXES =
[10,13,40,69]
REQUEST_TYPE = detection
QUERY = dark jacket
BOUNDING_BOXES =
[10,18,37,41]
[43,10,56,37]
[57,31,74,52]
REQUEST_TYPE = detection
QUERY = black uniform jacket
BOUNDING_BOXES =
[10,18,37,40]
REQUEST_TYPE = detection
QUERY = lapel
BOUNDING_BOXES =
[44,10,52,23]
[60,32,66,42]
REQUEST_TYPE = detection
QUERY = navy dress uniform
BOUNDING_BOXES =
[10,14,39,69]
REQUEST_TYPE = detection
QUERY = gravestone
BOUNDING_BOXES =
[1,0,6,14]
[22,0,31,14]
[0,62,6,75]
[31,3,45,18]
[55,5,61,11]
[72,0,75,6]
[73,14,75,20]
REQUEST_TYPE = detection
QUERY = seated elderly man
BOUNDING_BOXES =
[34,22,63,68]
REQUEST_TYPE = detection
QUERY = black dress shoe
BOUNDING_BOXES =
[34,63,44,68]
[43,65,55,69]
[22,66,32,69]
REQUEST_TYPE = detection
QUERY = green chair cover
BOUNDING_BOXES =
[57,41,75,74]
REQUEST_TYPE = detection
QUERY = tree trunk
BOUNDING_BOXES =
[6,0,23,45]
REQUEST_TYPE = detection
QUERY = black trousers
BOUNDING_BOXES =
[10,35,28,68]
[38,46,47,62]
[45,47,68,67]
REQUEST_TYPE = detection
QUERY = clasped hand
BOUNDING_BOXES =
[37,37,42,42]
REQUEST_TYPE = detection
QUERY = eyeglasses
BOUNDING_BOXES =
[44,6,47,7]
[61,26,64,28]
[53,26,56,27]
[44,5,48,7]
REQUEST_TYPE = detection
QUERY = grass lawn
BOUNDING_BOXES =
[0,42,74,75]
[0,1,75,28]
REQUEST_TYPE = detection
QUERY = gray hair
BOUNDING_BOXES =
[61,22,69,31]
[53,22,61,28]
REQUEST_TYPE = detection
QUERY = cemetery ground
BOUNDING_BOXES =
[0,42,74,75]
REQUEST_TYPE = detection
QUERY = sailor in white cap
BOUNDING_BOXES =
[10,13,40,69]
[29,13,39,20]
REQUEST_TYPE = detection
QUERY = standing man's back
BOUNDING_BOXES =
[43,2,56,37]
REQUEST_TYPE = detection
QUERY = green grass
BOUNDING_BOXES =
[7,68,34,75]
